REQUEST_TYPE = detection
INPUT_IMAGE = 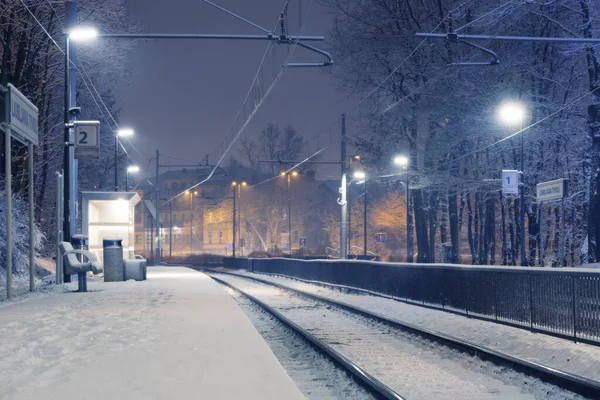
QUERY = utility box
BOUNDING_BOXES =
[82,192,141,263]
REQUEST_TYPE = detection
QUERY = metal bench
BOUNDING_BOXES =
[58,242,103,292]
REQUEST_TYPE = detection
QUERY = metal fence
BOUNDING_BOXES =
[240,257,600,345]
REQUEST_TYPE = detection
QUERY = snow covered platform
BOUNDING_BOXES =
[0,267,304,400]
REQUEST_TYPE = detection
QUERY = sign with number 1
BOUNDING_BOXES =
[502,170,519,195]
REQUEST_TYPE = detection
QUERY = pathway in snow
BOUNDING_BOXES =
[0,267,304,400]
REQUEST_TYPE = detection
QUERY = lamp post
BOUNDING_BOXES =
[281,171,299,255]
[63,26,97,245]
[499,102,527,266]
[236,181,247,255]
[394,155,411,262]
[125,165,139,192]
[353,171,367,257]
[115,128,133,191]
[186,190,198,254]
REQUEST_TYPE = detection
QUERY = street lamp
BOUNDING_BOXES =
[498,101,527,266]
[281,171,299,255]
[394,155,412,262]
[353,171,368,257]
[125,165,139,192]
[69,27,98,42]
[231,182,244,257]
[185,190,198,254]
[62,26,98,247]
[234,181,247,255]
[115,128,134,191]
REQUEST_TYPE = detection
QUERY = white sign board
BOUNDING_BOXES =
[7,83,38,145]
[74,120,100,159]
[537,179,567,202]
[502,170,519,195]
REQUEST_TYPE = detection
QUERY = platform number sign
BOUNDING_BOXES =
[376,233,386,243]
[74,121,100,160]
[299,237,306,248]
[502,170,519,195]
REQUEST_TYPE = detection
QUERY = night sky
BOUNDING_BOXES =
[116,0,351,178]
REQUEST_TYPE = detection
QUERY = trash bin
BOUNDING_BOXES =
[103,238,124,282]
[441,243,453,263]
[71,234,89,292]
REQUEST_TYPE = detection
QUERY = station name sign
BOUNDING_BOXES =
[536,178,568,202]
[6,83,39,145]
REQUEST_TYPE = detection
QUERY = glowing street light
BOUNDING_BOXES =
[394,155,409,167]
[353,171,366,181]
[498,102,525,126]
[68,27,98,42]
[352,170,368,256]
[125,165,139,192]
[114,128,134,191]
[498,101,527,266]
[394,155,412,262]
[280,171,299,255]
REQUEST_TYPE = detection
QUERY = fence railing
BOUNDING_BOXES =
[230,257,600,345]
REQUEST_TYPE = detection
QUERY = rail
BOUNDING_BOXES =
[207,269,600,399]
[246,258,600,345]
[210,275,406,400]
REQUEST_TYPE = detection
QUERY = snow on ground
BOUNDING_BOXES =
[0,267,305,400]
[0,257,60,302]
[228,269,600,383]
[223,285,375,400]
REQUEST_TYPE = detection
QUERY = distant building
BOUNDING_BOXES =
[133,166,336,258]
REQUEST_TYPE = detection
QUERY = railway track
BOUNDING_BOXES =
[207,269,600,400]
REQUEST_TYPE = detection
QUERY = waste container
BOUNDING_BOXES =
[71,234,89,292]
[103,238,124,282]
[441,243,453,263]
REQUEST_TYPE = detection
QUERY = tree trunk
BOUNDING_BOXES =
[483,195,495,265]
[581,0,600,263]
[501,192,508,265]
[467,193,476,264]
[552,206,560,267]
[413,189,430,263]
[428,191,439,262]
[448,191,459,263]
[528,203,539,266]
[440,192,448,244]
[508,198,516,265]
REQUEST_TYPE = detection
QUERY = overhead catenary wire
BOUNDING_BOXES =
[167,0,317,204]
[275,0,482,174]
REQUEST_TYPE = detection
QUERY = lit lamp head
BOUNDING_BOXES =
[126,165,140,174]
[280,172,286,177]
[291,171,298,177]
[498,102,525,126]
[394,155,409,167]
[116,128,134,138]
[68,27,98,42]
[353,171,366,181]
[241,182,247,187]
